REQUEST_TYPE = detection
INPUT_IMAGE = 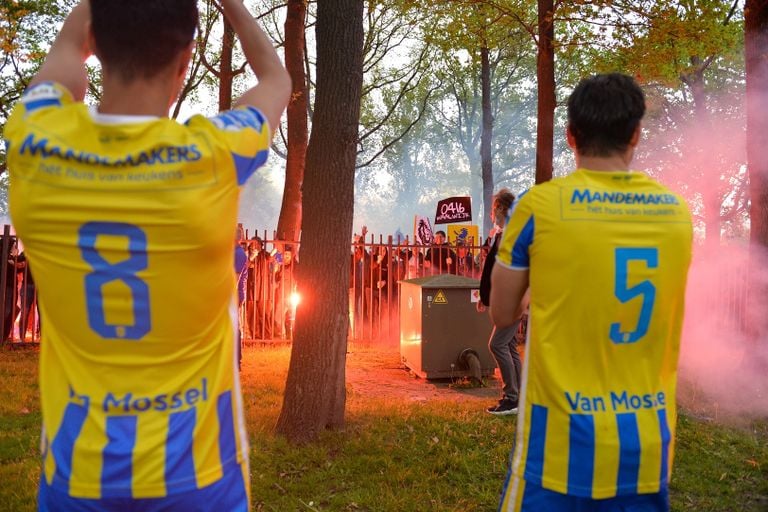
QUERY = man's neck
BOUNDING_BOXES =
[98,75,173,118]
[575,151,633,172]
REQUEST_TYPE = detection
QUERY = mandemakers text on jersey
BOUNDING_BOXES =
[571,188,680,206]
[17,133,202,167]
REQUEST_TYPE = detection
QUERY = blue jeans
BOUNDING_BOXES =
[488,317,522,401]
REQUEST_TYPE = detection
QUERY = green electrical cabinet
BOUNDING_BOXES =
[399,274,495,380]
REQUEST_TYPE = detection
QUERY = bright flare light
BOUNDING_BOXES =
[290,292,301,308]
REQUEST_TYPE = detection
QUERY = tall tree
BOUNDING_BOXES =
[410,1,536,235]
[171,0,221,119]
[355,2,440,171]
[746,0,768,250]
[536,0,555,184]
[262,1,439,236]
[593,0,743,248]
[276,0,364,443]
[198,2,248,112]
[275,0,308,242]
[480,44,494,235]
[219,18,235,110]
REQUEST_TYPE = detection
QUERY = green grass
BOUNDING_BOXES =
[0,346,766,511]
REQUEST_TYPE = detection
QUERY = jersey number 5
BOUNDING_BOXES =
[610,247,658,344]
[78,222,151,340]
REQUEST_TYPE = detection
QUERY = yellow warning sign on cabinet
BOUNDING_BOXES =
[434,290,448,304]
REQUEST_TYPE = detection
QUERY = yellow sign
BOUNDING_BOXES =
[434,290,448,304]
[447,224,479,247]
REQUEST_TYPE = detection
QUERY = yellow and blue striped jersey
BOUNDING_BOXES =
[4,82,270,499]
[496,169,692,499]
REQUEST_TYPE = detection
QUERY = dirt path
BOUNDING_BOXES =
[345,344,501,403]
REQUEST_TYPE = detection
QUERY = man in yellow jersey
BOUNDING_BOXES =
[4,0,290,510]
[491,73,692,511]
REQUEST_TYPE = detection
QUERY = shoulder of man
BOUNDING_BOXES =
[6,82,74,134]
[186,106,272,185]
[194,106,269,134]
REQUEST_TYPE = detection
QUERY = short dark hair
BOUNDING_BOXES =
[493,188,515,216]
[567,73,645,157]
[434,230,446,238]
[90,0,198,81]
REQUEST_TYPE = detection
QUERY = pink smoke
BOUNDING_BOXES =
[636,92,768,420]
[680,245,768,419]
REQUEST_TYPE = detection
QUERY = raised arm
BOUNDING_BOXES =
[29,0,91,101]
[220,0,291,133]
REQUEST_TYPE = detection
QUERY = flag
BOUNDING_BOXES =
[414,215,434,245]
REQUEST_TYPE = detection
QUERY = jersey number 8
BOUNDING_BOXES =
[78,222,151,340]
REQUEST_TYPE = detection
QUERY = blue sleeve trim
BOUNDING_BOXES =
[21,82,64,113]
[511,215,535,267]
[25,98,62,113]
[233,149,269,185]
[207,106,267,132]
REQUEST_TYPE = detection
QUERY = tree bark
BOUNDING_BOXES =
[536,0,555,184]
[218,17,235,111]
[275,0,364,444]
[746,0,768,249]
[276,0,308,243]
[480,46,494,239]
[745,0,768,348]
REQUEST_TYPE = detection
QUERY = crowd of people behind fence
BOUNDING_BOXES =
[0,226,492,345]
[243,227,492,342]
[1,234,39,344]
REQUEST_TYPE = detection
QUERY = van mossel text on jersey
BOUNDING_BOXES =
[103,378,209,414]
[571,189,680,206]
[17,133,202,167]
[565,390,666,413]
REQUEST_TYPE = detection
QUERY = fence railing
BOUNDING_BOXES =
[0,226,40,345]
[239,230,489,343]
[0,224,753,347]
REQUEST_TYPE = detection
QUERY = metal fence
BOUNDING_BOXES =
[0,226,40,346]
[240,231,490,343]
[0,225,491,347]
[0,223,754,347]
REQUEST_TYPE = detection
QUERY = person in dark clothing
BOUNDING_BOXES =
[17,250,38,341]
[235,240,249,370]
[425,230,457,274]
[1,237,19,343]
[351,244,374,327]
[244,236,270,339]
[478,189,525,415]
[455,240,477,277]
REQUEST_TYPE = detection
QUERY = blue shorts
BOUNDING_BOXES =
[499,473,670,512]
[38,463,249,512]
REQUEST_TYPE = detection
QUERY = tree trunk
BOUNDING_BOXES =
[276,0,309,243]
[275,0,364,444]
[218,17,235,111]
[746,0,768,249]
[536,0,555,184]
[745,0,768,348]
[687,70,721,251]
[480,46,494,239]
